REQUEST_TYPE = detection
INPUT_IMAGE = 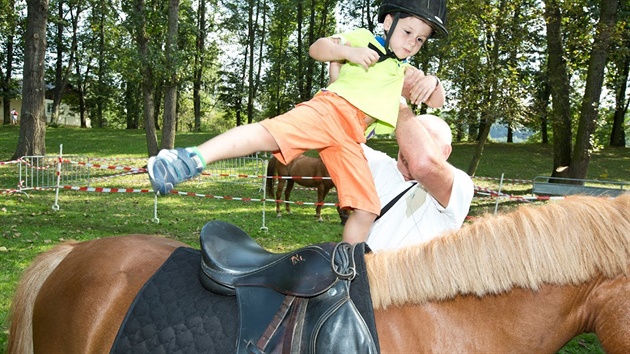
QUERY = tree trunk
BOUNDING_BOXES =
[236,45,249,126]
[2,32,14,125]
[14,0,49,159]
[161,0,179,150]
[96,0,106,128]
[2,0,15,126]
[296,0,304,101]
[569,0,618,179]
[467,117,492,176]
[136,0,158,156]
[467,0,506,176]
[52,4,81,125]
[304,0,315,98]
[125,80,141,129]
[610,44,629,147]
[153,81,163,130]
[253,0,266,114]
[544,0,573,178]
[537,75,551,144]
[245,0,255,124]
[74,54,88,128]
[193,0,206,132]
[51,0,64,124]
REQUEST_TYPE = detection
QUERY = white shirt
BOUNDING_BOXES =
[363,144,474,251]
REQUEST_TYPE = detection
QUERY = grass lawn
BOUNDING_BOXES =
[1,125,628,353]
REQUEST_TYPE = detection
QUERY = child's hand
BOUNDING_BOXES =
[344,47,380,71]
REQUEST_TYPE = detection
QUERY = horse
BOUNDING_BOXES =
[265,154,348,224]
[7,195,630,353]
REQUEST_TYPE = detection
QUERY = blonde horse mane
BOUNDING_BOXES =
[366,194,630,310]
[7,241,77,354]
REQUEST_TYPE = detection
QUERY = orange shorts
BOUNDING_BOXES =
[259,91,380,215]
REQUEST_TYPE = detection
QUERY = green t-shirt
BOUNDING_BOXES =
[326,28,409,136]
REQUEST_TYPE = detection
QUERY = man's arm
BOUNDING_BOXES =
[395,103,454,208]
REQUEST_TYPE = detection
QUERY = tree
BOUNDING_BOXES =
[49,0,85,124]
[569,0,619,178]
[543,0,573,178]
[14,0,49,159]
[461,0,536,175]
[192,0,208,131]
[543,0,621,180]
[1,0,22,126]
[134,0,159,156]
[160,0,180,149]
[608,0,629,147]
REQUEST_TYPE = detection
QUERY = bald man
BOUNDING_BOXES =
[364,103,474,251]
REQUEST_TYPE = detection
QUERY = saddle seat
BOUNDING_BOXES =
[199,221,339,296]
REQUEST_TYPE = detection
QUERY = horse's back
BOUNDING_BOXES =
[31,235,184,353]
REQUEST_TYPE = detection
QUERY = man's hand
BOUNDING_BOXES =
[402,66,445,108]
[402,67,423,102]
[402,67,440,106]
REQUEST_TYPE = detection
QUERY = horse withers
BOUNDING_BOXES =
[265,154,349,224]
[8,195,630,353]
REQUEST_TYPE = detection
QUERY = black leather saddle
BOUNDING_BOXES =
[198,221,378,354]
[199,221,341,297]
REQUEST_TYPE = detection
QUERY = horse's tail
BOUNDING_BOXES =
[266,156,277,196]
[7,241,77,354]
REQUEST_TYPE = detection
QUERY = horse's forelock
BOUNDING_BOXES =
[366,194,630,309]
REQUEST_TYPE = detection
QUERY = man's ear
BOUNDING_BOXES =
[442,145,452,159]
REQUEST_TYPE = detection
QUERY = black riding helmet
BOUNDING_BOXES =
[378,0,448,38]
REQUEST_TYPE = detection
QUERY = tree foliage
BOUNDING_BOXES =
[1,0,628,174]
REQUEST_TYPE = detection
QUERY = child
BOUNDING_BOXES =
[148,0,448,244]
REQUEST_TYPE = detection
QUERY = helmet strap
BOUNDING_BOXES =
[384,12,400,59]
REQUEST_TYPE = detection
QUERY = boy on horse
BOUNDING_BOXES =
[148,0,448,244]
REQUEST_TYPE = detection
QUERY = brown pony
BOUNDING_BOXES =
[266,154,347,223]
[8,195,630,353]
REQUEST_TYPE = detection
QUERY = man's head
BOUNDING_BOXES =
[417,114,452,156]
[395,114,452,180]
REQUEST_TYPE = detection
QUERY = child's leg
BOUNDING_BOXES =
[342,209,377,244]
[196,123,279,164]
[148,123,278,195]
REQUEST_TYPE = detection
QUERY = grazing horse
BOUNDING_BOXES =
[8,195,630,353]
[266,154,348,223]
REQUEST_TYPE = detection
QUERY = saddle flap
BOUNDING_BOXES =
[233,253,379,354]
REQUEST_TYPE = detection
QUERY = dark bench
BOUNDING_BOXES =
[532,176,629,197]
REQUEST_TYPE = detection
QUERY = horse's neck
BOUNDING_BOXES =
[372,283,591,353]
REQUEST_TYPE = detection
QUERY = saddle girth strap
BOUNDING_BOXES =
[254,295,296,352]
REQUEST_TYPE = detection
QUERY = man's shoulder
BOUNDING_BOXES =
[451,167,473,185]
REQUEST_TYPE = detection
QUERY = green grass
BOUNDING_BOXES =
[1,124,628,353]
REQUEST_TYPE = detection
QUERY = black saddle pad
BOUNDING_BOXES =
[110,246,379,353]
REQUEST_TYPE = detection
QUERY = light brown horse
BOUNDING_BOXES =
[266,154,348,223]
[8,195,630,353]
